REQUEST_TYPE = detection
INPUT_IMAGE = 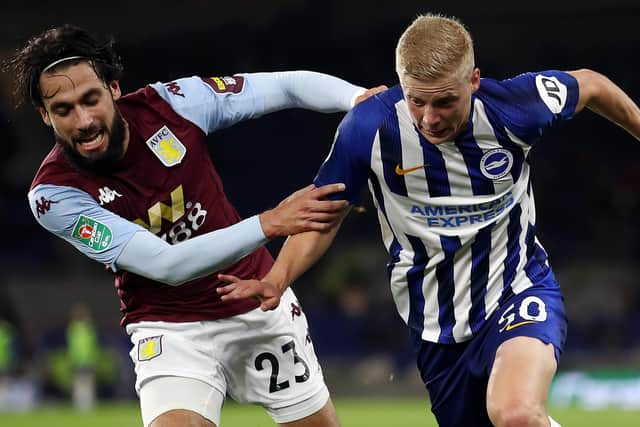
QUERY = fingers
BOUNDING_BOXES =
[354,85,389,104]
[217,274,240,284]
[260,298,280,311]
[312,183,345,199]
[307,199,349,214]
[282,184,316,204]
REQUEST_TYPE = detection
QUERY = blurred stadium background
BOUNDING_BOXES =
[1,0,640,425]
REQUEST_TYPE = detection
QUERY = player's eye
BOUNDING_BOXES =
[52,107,71,117]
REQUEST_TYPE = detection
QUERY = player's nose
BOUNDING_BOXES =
[74,106,94,129]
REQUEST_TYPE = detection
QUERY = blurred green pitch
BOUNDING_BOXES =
[0,399,638,426]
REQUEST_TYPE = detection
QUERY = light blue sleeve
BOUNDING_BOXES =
[151,71,364,135]
[28,184,144,268]
[28,184,270,285]
[116,215,268,286]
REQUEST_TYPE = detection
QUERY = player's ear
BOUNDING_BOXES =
[38,107,52,126]
[109,80,122,100]
[471,68,481,92]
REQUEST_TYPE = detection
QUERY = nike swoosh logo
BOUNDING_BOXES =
[395,164,428,175]
[505,320,535,331]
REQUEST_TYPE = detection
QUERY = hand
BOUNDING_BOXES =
[217,274,282,311]
[259,183,349,238]
[354,85,388,105]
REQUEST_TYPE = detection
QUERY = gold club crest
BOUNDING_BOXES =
[145,125,186,167]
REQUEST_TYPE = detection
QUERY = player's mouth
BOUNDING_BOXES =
[424,128,448,139]
[75,129,107,153]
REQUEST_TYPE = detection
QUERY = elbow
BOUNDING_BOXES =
[148,260,190,287]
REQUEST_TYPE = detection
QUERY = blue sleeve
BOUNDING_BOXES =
[151,71,364,135]
[28,184,145,269]
[313,106,375,204]
[485,70,579,144]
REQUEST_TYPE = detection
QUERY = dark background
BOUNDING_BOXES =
[1,0,639,398]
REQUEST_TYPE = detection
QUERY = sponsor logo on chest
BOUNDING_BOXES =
[145,125,186,167]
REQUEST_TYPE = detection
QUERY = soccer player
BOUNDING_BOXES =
[217,13,640,427]
[11,24,384,427]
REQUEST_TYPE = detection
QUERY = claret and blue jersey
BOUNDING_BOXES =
[314,70,579,344]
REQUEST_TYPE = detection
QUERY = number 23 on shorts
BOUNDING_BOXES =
[255,339,311,393]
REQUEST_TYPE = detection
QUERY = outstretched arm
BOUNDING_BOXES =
[251,71,386,113]
[217,207,350,310]
[569,69,640,140]
[29,183,347,286]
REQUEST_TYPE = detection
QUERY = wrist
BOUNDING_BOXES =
[264,269,289,293]
[258,210,278,239]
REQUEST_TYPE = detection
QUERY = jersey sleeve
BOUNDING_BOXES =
[150,75,260,134]
[491,70,579,144]
[313,106,375,204]
[150,71,364,135]
[28,184,145,270]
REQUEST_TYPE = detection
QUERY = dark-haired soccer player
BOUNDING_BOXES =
[12,24,384,427]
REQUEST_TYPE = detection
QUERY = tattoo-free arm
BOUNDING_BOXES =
[569,69,640,140]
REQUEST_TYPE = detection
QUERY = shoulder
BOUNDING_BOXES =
[477,71,577,109]
[30,145,83,191]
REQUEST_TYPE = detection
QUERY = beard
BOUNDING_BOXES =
[59,108,127,175]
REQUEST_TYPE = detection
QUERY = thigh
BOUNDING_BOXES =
[216,289,333,424]
[141,376,224,427]
[487,336,556,413]
[126,322,228,426]
[485,286,567,417]
[127,321,227,396]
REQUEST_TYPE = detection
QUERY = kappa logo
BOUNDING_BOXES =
[395,164,428,175]
[480,149,513,180]
[98,186,122,206]
[145,126,186,167]
[291,302,302,321]
[164,81,185,98]
[35,196,59,218]
[138,335,163,361]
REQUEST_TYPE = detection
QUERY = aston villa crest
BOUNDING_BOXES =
[145,125,186,167]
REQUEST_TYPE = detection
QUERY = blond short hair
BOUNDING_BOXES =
[396,14,474,82]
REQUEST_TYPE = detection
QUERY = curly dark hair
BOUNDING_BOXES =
[6,24,124,108]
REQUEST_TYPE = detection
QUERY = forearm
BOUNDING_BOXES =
[116,215,268,285]
[265,225,341,292]
[570,69,640,140]
[249,71,365,114]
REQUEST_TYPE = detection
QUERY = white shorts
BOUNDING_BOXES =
[126,289,330,426]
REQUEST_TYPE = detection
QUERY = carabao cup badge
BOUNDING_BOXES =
[145,125,186,167]
[72,215,113,252]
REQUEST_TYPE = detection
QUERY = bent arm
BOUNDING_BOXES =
[569,69,640,140]
[265,208,348,293]
[29,183,348,287]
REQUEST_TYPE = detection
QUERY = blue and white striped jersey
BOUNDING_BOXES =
[314,71,579,344]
